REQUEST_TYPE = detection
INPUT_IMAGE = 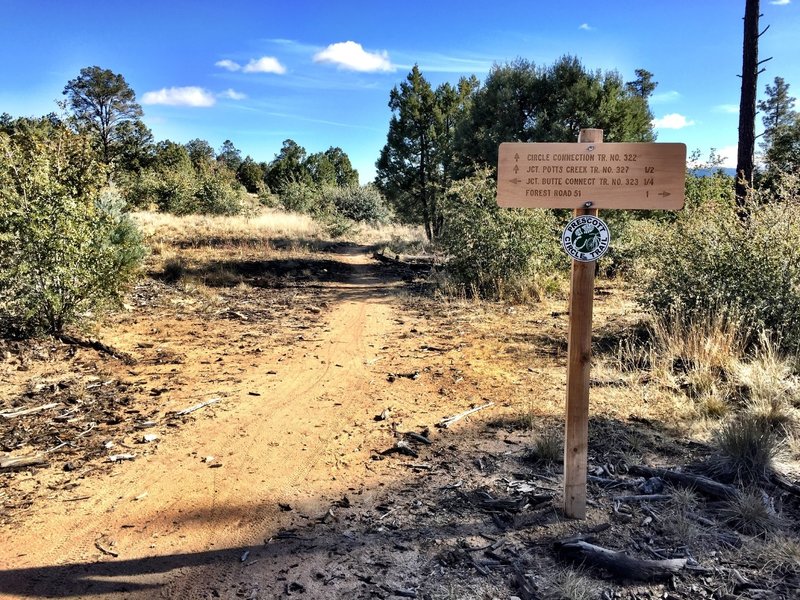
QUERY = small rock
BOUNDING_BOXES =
[108,453,136,462]
[639,477,664,495]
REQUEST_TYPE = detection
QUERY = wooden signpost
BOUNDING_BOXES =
[497,129,686,519]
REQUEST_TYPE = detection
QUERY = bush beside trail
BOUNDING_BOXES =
[439,169,563,301]
[637,172,800,353]
[0,119,145,335]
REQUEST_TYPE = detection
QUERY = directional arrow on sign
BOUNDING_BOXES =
[509,178,521,184]
[513,165,519,174]
[658,191,671,197]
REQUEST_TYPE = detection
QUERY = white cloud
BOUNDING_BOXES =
[650,90,681,104]
[715,145,738,168]
[770,0,790,6]
[579,23,593,31]
[687,145,738,169]
[215,59,241,72]
[651,113,695,129]
[313,41,394,72]
[243,56,286,74]
[141,86,216,107]
[714,104,739,114]
[219,88,247,100]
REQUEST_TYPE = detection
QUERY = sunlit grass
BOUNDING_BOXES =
[132,208,323,249]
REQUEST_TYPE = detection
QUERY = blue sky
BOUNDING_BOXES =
[2,0,799,183]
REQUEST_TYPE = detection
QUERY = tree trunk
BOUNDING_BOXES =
[735,0,760,206]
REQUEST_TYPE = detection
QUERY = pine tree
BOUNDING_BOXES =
[758,76,796,152]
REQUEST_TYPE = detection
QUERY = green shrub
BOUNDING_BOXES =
[0,123,145,335]
[280,180,320,214]
[638,173,800,352]
[153,165,198,213]
[439,168,563,301]
[123,164,250,216]
[321,184,391,224]
[194,171,249,215]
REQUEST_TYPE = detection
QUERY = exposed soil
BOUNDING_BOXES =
[1,243,798,599]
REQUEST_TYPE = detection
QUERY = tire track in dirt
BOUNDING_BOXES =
[0,251,402,599]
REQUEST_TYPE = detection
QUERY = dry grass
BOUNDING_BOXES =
[133,209,324,250]
[663,486,702,545]
[720,488,783,536]
[529,427,562,464]
[649,310,742,409]
[735,339,799,403]
[542,566,598,600]
[708,414,783,483]
[345,221,428,250]
[133,209,430,260]
[755,535,800,576]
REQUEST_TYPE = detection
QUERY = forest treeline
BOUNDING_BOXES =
[1,57,799,355]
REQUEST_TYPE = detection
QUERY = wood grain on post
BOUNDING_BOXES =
[563,128,603,519]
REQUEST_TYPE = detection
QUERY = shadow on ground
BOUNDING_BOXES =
[1,411,762,600]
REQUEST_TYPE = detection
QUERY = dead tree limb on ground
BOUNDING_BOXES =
[0,454,48,470]
[555,538,689,581]
[628,465,740,501]
[56,333,135,364]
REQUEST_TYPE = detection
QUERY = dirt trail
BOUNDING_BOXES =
[0,250,408,598]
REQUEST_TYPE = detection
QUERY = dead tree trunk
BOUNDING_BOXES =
[735,0,764,206]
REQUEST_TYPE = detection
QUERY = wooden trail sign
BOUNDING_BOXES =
[497,129,685,519]
[497,141,686,210]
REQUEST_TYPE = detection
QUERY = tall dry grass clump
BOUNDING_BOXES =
[720,488,783,536]
[708,414,783,483]
[646,309,743,416]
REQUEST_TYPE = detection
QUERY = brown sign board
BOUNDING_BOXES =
[497,142,686,210]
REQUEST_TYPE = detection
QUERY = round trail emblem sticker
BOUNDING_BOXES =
[561,215,611,262]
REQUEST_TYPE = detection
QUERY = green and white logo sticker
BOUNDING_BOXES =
[562,215,611,262]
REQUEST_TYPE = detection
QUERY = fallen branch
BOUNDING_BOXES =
[45,441,70,454]
[628,465,739,501]
[771,472,800,497]
[56,333,135,364]
[437,402,495,429]
[94,541,119,557]
[174,397,220,416]
[381,440,418,458]
[613,494,672,503]
[372,248,434,269]
[555,539,688,581]
[405,432,432,445]
[475,491,552,513]
[76,422,97,438]
[0,454,48,470]
[0,402,62,419]
[378,585,417,598]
